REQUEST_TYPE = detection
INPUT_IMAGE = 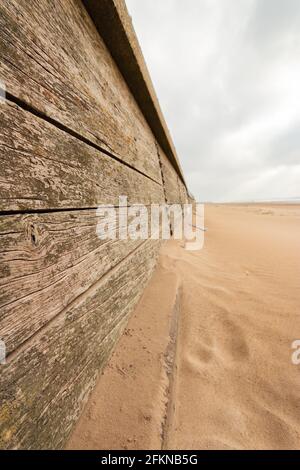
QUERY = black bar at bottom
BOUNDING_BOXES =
[0,450,299,466]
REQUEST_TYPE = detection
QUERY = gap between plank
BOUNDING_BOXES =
[0,204,156,217]
[3,90,163,186]
[5,239,149,364]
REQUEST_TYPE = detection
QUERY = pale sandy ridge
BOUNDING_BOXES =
[67,204,300,450]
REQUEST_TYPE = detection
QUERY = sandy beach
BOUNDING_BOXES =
[67,203,300,450]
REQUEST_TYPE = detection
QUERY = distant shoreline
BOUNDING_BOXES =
[201,200,300,205]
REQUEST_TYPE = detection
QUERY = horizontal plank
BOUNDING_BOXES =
[178,178,189,204]
[83,0,186,186]
[159,148,183,204]
[0,101,164,211]
[0,208,153,355]
[0,0,162,183]
[0,239,160,449]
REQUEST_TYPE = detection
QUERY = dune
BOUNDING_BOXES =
[67,203,300,450]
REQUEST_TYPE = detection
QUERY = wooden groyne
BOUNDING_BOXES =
[0,0,188,449]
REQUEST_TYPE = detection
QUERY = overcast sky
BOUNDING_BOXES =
[126,0,300,202]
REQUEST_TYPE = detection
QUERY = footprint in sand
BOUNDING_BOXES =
[195,345,214,363]
[184,344,214,374]
[184,312,250,373]
[216,317,249,363]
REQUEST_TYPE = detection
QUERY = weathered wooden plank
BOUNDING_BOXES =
[178,178,189,204]
[159,148,182,204]
[83,0,186,185]
[0,101,164,211]
[0,0,162,183]
[0,239,160,449]
[0,208,156,355]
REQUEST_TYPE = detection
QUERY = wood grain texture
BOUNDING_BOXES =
[83,0,186,187]
[0,0,189,451]
[0,0,162,183]
[159,149,183,204]
[0,239,160,449]
[0,101,164,212]
[178,178,189,205]
[0,209,151,355]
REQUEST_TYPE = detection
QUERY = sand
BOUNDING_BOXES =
[67,204,300,450]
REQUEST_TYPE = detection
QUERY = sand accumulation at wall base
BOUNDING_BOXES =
[67,203,300,450]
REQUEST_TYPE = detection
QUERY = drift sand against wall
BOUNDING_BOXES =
[67,203,300,450]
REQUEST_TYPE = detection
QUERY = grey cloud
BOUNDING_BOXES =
[126,0,300,201]
[265,122,300,166]
[246,0,300,47]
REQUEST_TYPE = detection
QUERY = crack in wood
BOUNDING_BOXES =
[5,240,147,364]
[4,91,162,187]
